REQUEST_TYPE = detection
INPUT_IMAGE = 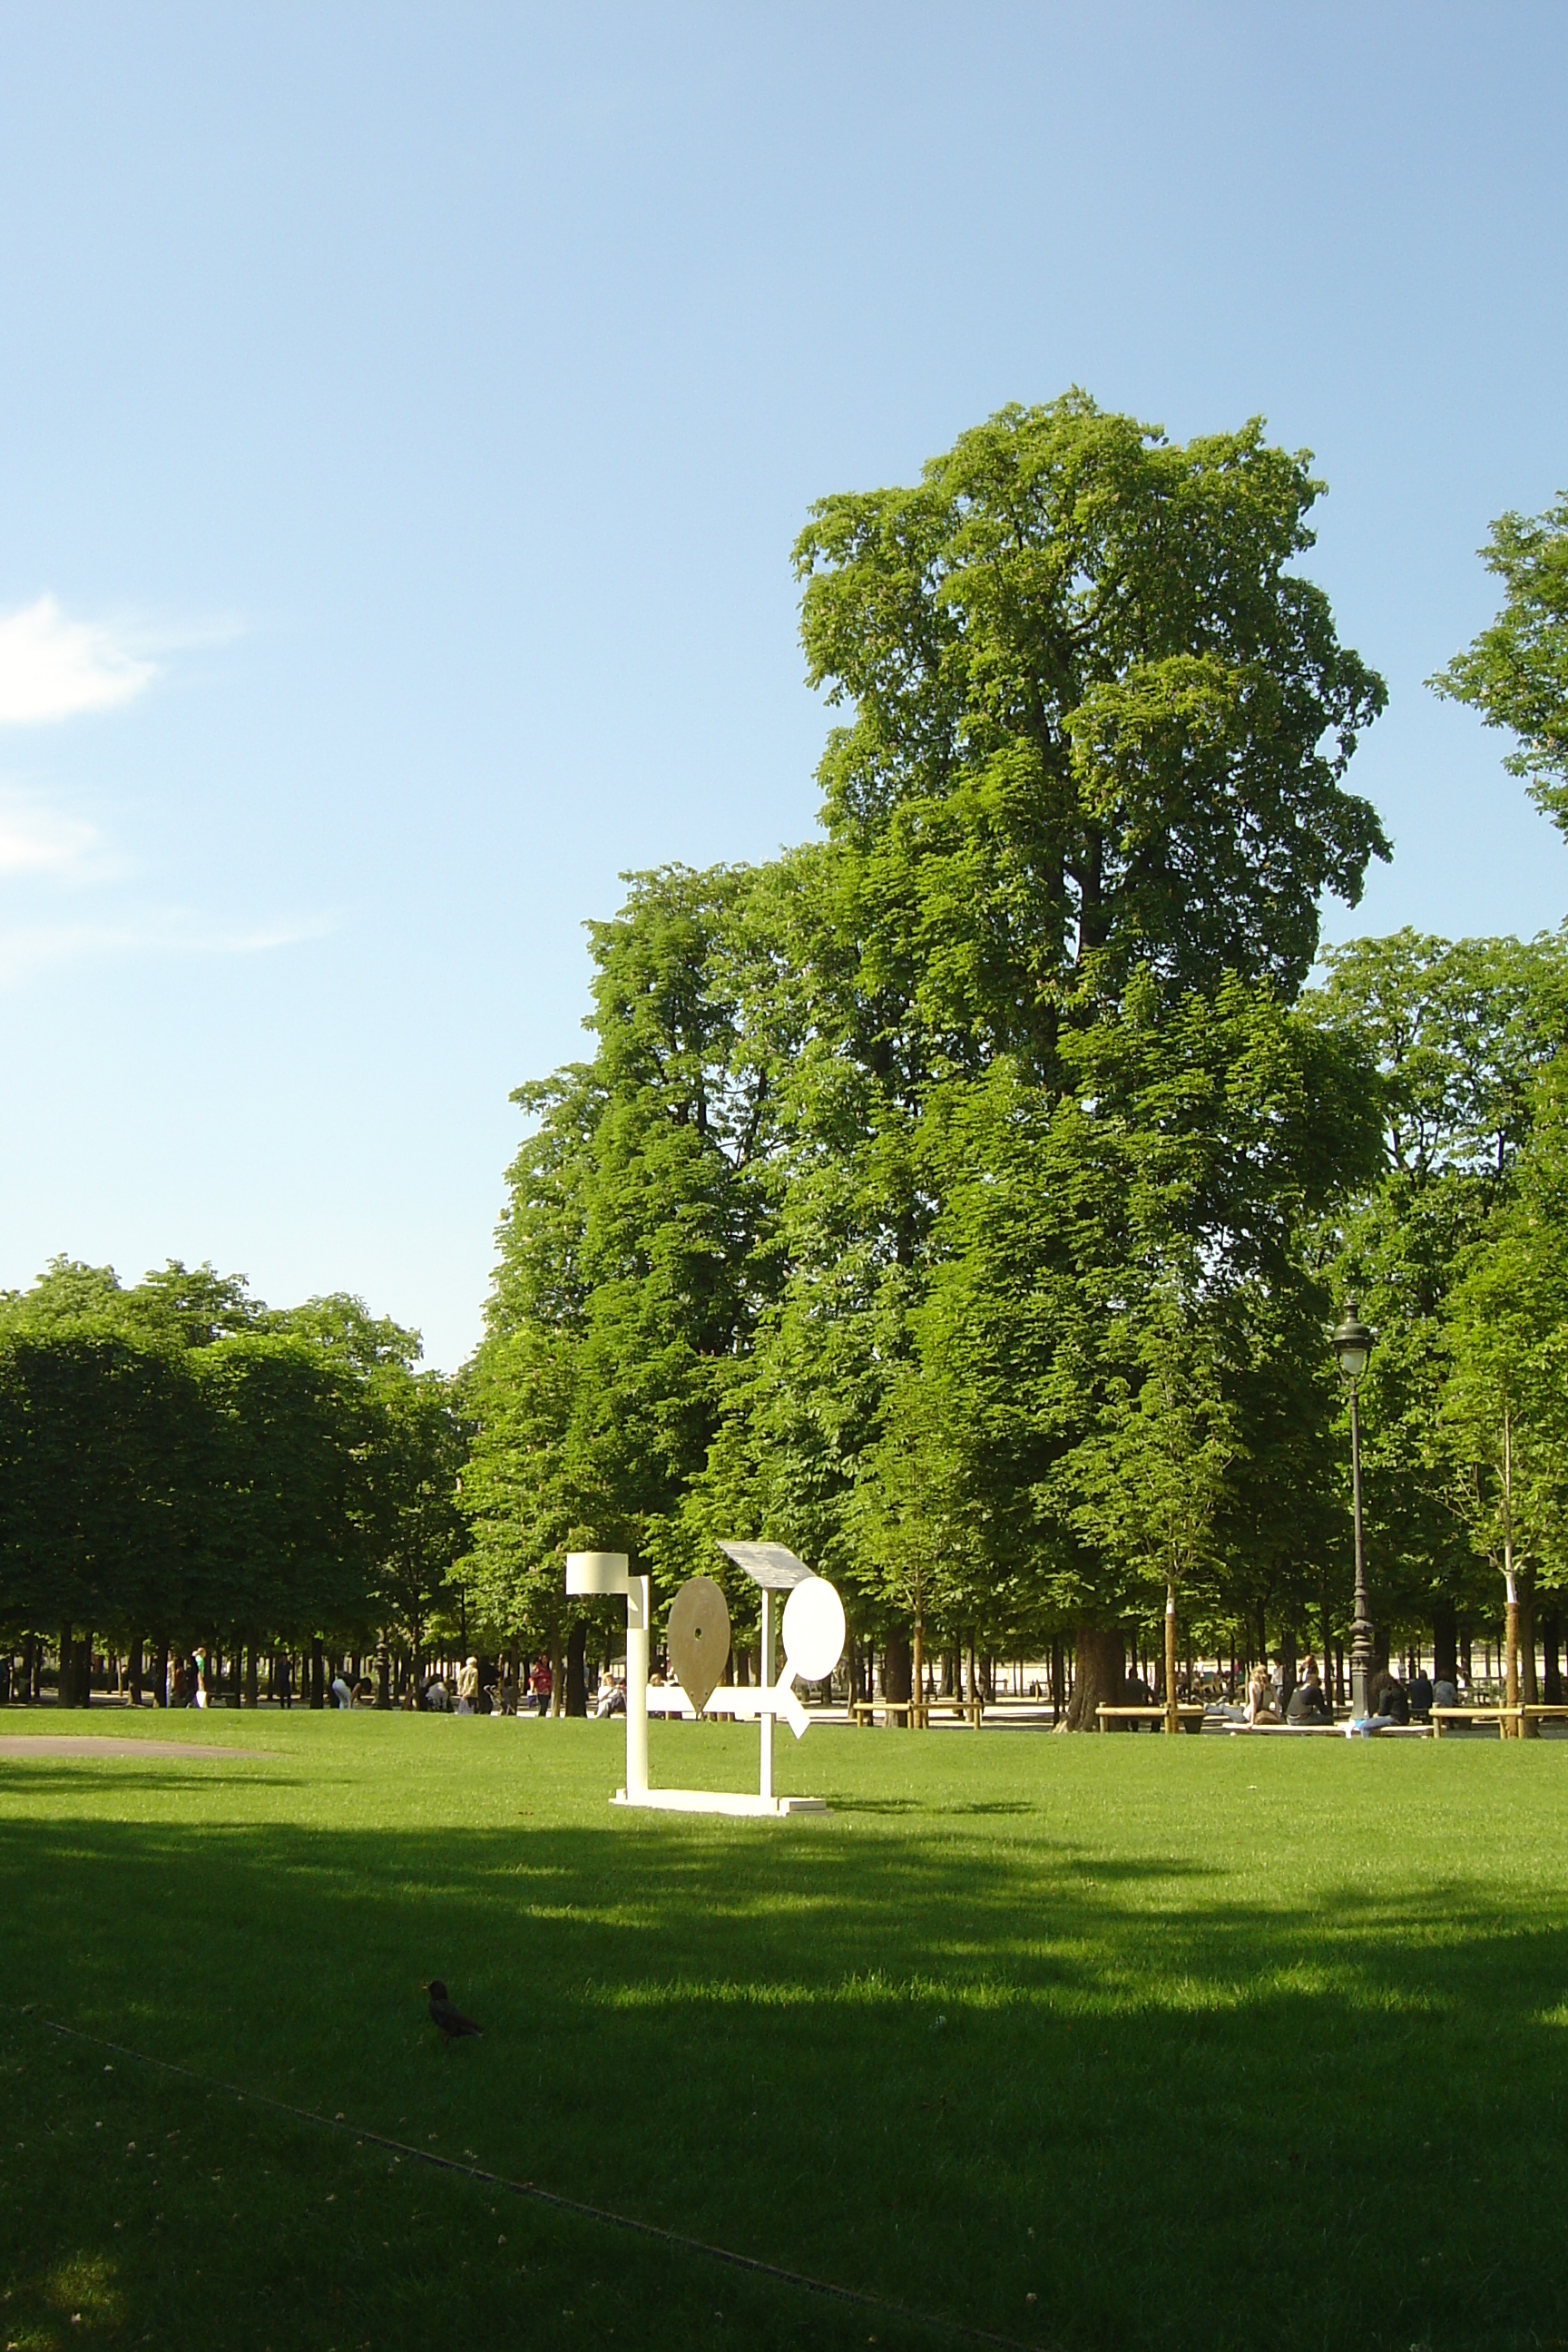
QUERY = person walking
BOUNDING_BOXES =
[276,1652,293,1710]
[456,1655,480,1715]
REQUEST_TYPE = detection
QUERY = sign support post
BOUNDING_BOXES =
[759,1588,776,1807]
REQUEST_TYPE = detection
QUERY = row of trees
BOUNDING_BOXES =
[459,399,1568,1722]
[3,405,1562,1724]
[0,1259,466,1701]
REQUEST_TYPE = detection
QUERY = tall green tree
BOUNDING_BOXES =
[1058,1279,1235,1730]
[1443,1053,1568,1719]
[0,1325,191,1699]
[795,391,1387,1073]
[463,864,783,1683]
[1308,930,1568,1671]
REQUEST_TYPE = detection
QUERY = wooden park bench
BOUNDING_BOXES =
[849,1696,913,1728]
[1096,1703,1207,1733]
[849,1694,984,1728]
[918,1694,984,1728]
[1522,1703,1568,1730]
[1431,1705,1524,1739]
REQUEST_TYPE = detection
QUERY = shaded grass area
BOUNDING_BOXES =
[2,1712,1567,2350]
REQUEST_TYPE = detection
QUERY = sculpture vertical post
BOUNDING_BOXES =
[759,1587,776,1806]
[565,1551,648,1799]
[626,1573,650,1801]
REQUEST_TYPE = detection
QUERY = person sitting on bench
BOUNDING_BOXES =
[1286,1663,1332,1724]
[1369,1670,1409,1725]
[1246,1666,1281,1726]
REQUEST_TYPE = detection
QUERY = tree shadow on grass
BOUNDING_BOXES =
[3,1798,1568,2352]
[0,1765,309,1798]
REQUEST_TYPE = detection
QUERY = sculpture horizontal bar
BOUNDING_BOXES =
[611,1787,828,1817]
[642,1681,808,1737]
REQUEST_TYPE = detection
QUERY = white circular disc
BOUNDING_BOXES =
[782,1576,846,1683]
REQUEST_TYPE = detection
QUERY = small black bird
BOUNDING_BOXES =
[426,1979,482,2042]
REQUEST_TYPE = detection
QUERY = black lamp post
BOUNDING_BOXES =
[1332,1301,1375,1719]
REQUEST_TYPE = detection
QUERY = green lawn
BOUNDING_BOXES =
[2,1712,1566,2352]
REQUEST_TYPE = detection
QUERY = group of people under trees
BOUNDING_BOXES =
[1237,1656,1457,1729]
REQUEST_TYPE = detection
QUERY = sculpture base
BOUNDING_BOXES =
[612,1788,828,1818]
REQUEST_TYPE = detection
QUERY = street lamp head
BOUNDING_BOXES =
[1332,1300,1373,1384]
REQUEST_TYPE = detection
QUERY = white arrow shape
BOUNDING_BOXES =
[707,1677,811,1740]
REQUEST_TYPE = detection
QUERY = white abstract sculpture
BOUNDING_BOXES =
[564,1541,846,1818]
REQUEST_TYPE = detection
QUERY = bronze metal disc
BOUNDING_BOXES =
[666,1574,731,1716]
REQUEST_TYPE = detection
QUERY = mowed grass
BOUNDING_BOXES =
[2,1715,1567,2352]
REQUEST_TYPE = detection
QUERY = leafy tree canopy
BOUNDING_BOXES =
[1433,493,1568,838]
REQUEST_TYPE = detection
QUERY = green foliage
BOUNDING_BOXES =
[0,1324,188,1643]
[469,398,1413,1671]
[461,864,782,1646]
[1442,1054,1568,1596]
[0,1259,461,1661]
[1433,491,1568,837]
[796,391,1387,1054]
[1308,931,1568,1633]
[1058,1278,1235,1622]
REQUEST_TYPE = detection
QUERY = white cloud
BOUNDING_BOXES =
[0,797,103,877]
[0,908,336,989]
[0,595,155,725]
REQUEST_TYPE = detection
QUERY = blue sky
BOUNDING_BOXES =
[1,2,1563,1369]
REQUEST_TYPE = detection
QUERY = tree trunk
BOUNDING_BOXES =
[1279,1623,1298,1709]
[127,1636,143,1707]
[1542,1606,1563,1704]
[1319,1573,1332,1700]
[1431,1595,1458,1687]
[564,1621,588,1717]
[911,1619,924,1727]
[1063,1625,1124,1731]
[1163,1581,1179,1733]
[57,1625,74,1709]
[76,1631,93,1708]
[884,1628,912,1708]
[1503,1407,1521,1734]
[152,1637,169,1709]
[24,1633,38,1703]
[244,1645,259,1708]
[310,1642,325,1710]
[1519,1578,1539,1735]
[1049,1636,1063,1724]
[376,1632,390,1709]
[1504,1586,1520,1730]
